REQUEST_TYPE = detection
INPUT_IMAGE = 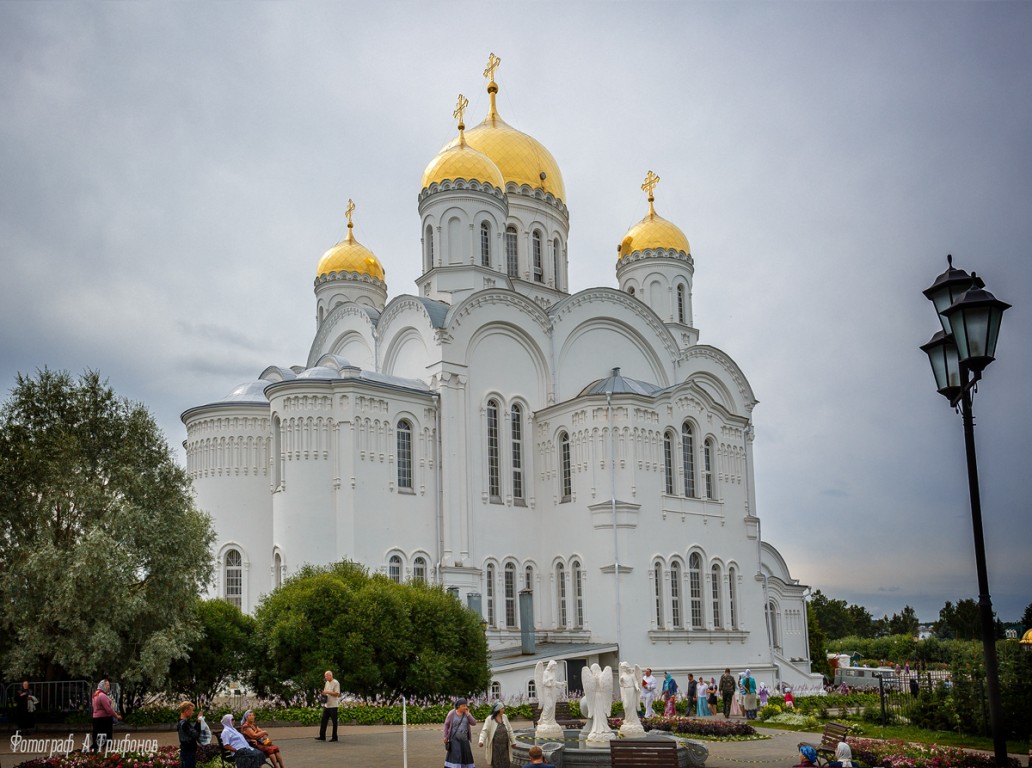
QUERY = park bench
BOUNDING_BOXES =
[798,721,850,766]
[531,701,584,729]
[215,731,273,768]
[610,739,680,768]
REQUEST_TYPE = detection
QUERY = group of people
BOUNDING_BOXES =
[443,698,554,768]
[177,703,286,768]
[638,668,761,719]
[798,741,853,767]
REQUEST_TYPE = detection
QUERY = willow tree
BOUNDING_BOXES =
[0,369,214,708]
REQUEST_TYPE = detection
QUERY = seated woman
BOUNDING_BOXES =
[241,710,285,768]
[829,740,853,767]
[796,744,818,766]
[220,714,263,768]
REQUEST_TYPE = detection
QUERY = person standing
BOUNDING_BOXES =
[478,702,516,768]
[443,697,477,768]
[16,680,35,730]
[315,670,340,741]
[686,673,697,714]
[177,701,203,768]
[91,679,121,752]
[641,668,657,717]
[661,672,678,716]
[742,669,757,720]
[719,668,737,718]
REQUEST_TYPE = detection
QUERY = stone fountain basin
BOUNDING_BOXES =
[513,728,708,768]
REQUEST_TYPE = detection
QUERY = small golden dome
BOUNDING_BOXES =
[427,77,565,201]
[421,136,505,189]
[1021,628,1032,645]
[316,202,385,281]
[618,171,690,259]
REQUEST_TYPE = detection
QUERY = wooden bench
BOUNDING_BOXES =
[610,739,680,768]
[531,701,584,729]
[798,722,850,766]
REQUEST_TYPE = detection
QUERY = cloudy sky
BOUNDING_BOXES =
[2,2,1030,624]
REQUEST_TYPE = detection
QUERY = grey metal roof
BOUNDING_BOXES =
[578,368,663,397]
[217,380,270,403]
[409,295,450,328]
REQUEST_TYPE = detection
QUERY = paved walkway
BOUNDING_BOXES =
[2,720,812,768]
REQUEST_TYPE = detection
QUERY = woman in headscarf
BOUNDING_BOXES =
[829,740,853,767]
[477,702,516,768]
[661,672,678,716]
[91,680,121,752]
[443,697,477,768]
[220,714,262,768]
[241,709,285,768]
[695,675,708,717]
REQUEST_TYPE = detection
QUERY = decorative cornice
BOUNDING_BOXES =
[314,271,387,288]
[680,345,756,410]
[615,247,694,272]
[449,289,551,334]
[504,183,569,220]
[418,179,506,203]
[378,295,442,337]
[550,287,681,361]
[308,303,378,368]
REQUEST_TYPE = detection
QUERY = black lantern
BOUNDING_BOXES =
[919,330,961,401]
[922,254,984,336]
[941,279,1011,373]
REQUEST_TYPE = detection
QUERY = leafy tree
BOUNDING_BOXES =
[1021,602,1032,632]
[886,605,920,637]
[806,602,831,680]
[846,604,876,638]
[809,590,853,640]
[252,561,490,703]
[935,599,992,641]
[0,369,214,708]
[166,599,256,706]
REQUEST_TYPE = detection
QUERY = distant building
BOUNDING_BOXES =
[181,59,820,694]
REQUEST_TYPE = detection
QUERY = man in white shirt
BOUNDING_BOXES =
[316,670,341,742]
[641,668,657,717]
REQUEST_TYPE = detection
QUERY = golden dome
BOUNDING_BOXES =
[618,171,690,259]
[1021,628,1032,645]
[316,202,385,281]
[427,77,565,201]
[421,134,505,190]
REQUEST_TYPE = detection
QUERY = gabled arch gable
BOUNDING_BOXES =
[307,303,377,368]
[679,345,757,414]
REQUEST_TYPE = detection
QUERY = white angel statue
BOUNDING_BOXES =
[581,662,615,746]
[618,661,646,737]
[534,660,563,738]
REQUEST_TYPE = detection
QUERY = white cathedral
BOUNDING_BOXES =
[182,58,821,695]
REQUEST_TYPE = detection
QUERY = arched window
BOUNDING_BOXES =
[505,226,518,277]
[491,681,502,698]
[425,225,434,268]
[653,561,664,628]
[663,430,675,494]
[682,423,696,497]
[728,566,738,629]
[670,561,682,628]
[703,438,716,499]
[225,549,242,609]
[553,238,561,287]
[273,551,282,589]
[532,230,544,282]
[689,552,703,628]
[767,600,780,649]
[389,554,402,583]
[677,284,686,323]
[397,419,413,490]
[559,431,572,502]
[527,679,537,698]
[486,563,496,626]
[711,564,723,628]
[511,404,524,504]
[413,556,428,583]
[504,563,517,628]
[627,286,635,296]
[555,562,567,628]
[572,559,584,628]
[480,221,491,267]
[487,400,500,500]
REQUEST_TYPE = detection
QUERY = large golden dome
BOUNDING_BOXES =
[421,134,505,190]
[426,76,565,202]
[618,172,690,259]
[316,205,385,281]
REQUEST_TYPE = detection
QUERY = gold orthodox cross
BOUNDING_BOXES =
[345,199,355,227]
[483,52,501,83]
[453,94,469,128]
[641,170,661,201]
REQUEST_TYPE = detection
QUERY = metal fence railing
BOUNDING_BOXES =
[872,670,953,726]
[3,680,93,721]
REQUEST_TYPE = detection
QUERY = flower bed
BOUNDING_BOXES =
[637,716,758,739]
[848,737,1021,768]
[15,745,182,768]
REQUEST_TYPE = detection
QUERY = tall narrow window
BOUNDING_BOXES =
[553,238,561,288]
[682,423,696,497]
[413,556,428,583]
[511,404,524,503]
[703,438,715,499]
[677,284,686,323]
[689,552,703,628]
[504,563,517,628]
[728,566,738,629]
[480,221,491,267]
[670,561,682,628]
[487,400,500,500]
[387,555,402,583]
[711,564,723,628]
[505,226,518,277]
[663,430,675,494]
[525,565,534,591]
[532,230,544,282]
[486,564,496,627]
[425,225,434,268]
[572,559,584,628]
[555,563,567,628]
[559,431,572,502]
[653,561,664,628]
[273,552,282,589]
[225,549,242,609]
[767,600,780,649]
[397,419,413,490]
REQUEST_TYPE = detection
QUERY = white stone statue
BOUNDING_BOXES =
[618,661,646,737]
[581,663,615,746]
[534,660,563,738]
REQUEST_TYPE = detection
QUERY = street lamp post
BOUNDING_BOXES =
[921,255,1011,767]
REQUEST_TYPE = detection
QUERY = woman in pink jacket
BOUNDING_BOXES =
[91,679,121,752]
